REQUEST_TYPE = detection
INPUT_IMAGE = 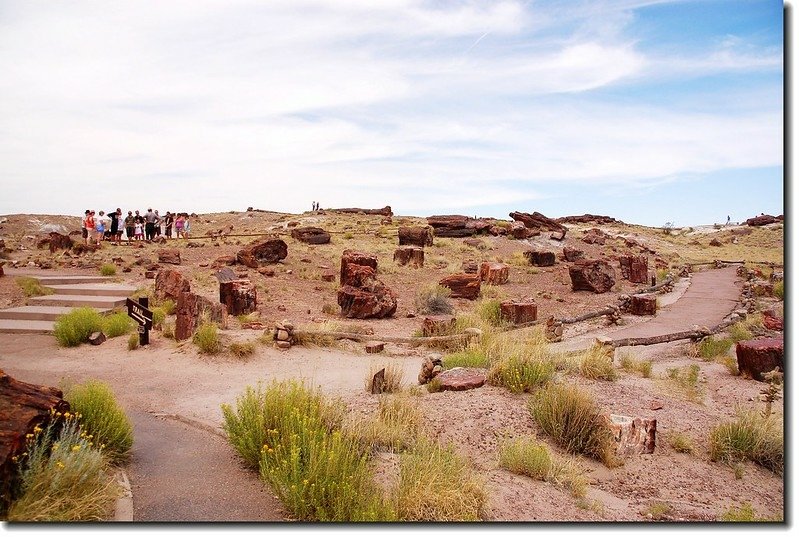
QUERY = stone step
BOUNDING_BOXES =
[0,319,55,334]
[32,275,115,285]
[0,305,113,321]
[45,284,138,297]
[29,294,128,309]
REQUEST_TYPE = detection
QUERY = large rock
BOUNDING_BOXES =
[426,215,491,237]
[337,283,397,319]
[219,280,257,316]
[500,301,537,325]
[605,414,657,456]
[155,269,191,301]
[581,228,608,245]
[763,310,783,331]
[290,227,331,244]
[524,250,556,267]
[340,250,378,286]
[562,247,585,262]
[510,222,538,239]
[175,291,228,341]
[158,248,181,265]
[569,260,616,293]
[439,273,481,300]
[341,263,377,288]
[629,294,657,316]
[736,338,783,381]
[745,214,782,226]
[509,211,567,233]
[394,246,424,267]
[236,237,288,268]
[619,255,648,283]
[398,226,433,247]
[479,262,509,285]
[435,367,486,391]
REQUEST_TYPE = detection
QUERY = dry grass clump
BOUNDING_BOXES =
[709,409,783,474]
[719,502,780,522]
[498,436,587,497]
[442,347,489,369]
[127,332,139,350]
[229,341,257,359]
[346,394,423,453]
[293,320,342,347]
[16,276,54,297]
[414,284,454,315]
[577,344,617,381]
[192,322,222,354]
[395,439,485,521]
[363,363,405,394]
[667,431,694,454]
[529,383,619,468]
[619,353,652,378]
[663,364,703,402]
[694,336,733,360]
[485,328,554,393]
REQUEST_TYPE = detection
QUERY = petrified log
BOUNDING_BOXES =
[1,370,70,512]
[365,342,385,355]
[439,273,481,300]
[763,310,783,331]
[500,301,537,325]
[426,215,491,237]
[394,246,424,268]
[509,222,538,239]
[479,262,509,285]
[563,247,584,262]
[290,227,331,245]
[158,248,181,265]
[175,291,228,341]
[524,250,556,267]
[340,250,378,286]
[509,211,567,233]
[342,263,377,288]
[236,237,288,268]
[464,238,483,249]
[555,214,621,225]
[435,368,486,391]
[736,338,784,381]
[569,260,616,293]
[37,232,74,253]
[581,228,608,245]
[462,260,479,274]
[155,268,191,301]
[619,255,648,284]
[72,243,100,255]
[422,315,456,337]
[398,226,433,247]
[745,214,781,226]
[330,206,392,216]
[219,279,257,316]
[211,255,237,268]
[337,283,397,319]
[629,294,657,316]
[606,414,657,456]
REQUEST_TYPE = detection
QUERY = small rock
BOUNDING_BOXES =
[89,331,107,345]
[275,340,291,350]
[365,341,385,354]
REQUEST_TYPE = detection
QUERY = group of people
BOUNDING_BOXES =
[81,208,191,245]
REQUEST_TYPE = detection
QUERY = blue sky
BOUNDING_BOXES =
[0,0,785,226]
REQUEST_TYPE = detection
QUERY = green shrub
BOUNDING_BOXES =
[396,439,485,521]
[63,380,134,463]
[7,418,119,521]
[475,298,502,327]
[16,276,53,297]
[155,298,176,316]
[578,344,617,381]
[193,322,222,354]
[487,355,554,394]
[127,333,139,350]
[53,308,104,347]
[347,394,422,453]
[414,284,454,315]
[696,336,733,360]
[529,383,618,467]
[101,312,134,338]
[151,307,167,329]
[773,281,783,300]
[229,341,256,359]
[667,432,694,454]
[99,264,116,276]
[498,436,587,497]
[727,323,753,343]
[442,348,489,369]
[719,502,779,522]
[619,353,652,378]
[709,410,783,474]
[162,321,175,339]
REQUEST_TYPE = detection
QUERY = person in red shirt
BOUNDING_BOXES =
[84,211,95,245]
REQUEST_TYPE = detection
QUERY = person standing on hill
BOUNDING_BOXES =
[174,213,185,238]
[109,208,119,244]
[84,210,94,245]
[154,210,162,237]
[81,210,90,244]
[144,208,156,241]
[124,211,135,244]
[95,210,107,245]
[163,211,174,238]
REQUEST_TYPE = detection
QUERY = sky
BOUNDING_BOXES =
[0,0,786,227]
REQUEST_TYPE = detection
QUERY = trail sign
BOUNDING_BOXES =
[126,298,154,329]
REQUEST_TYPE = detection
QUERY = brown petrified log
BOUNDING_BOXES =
[37,232,74,253]
[438,273,481,299]
[605,414,657,456]
[155,268,191,301]
[330,206,393,216]
[435,368,487,391]
[157,248,182,265]
[562,247,585,262]
[568,260,616,293]
[500,301,537,325]
[290,227,331,244]
[398,226,433,247]
[736,338,784,381]
[337,283,397,319]
[219,279,257,316]
[509,211,568,234]
[175,291,228,340]
[394,246,424,268]
[619,255,649,284]
[340,250,378,286]
[629,294,657,316]
[479,262,509,285]
[236,237,288,268]
[524,250,556,267]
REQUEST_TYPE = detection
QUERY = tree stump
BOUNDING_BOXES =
[422,315,456,336]
[524,251,556,267]
[398,226,433,247]
[438,273,481,300]
[337,284,397,319]
[630,294,657,316]
[219,280,257,316]
[340,250,378,286]
[568,260,616,293]
[619,255,648,283]
[500,301,537,325]
[394,246,424,268]
[176,291,228,341]
[155,269,191,300]
[606,414,657,456]
[479,262,509,285]
[736,338,783,381]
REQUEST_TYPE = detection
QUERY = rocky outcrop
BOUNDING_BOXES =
[155,269,191,301]
[745,214,782,226]
[500,301,537,325]
[236,237,288,267]
[479,262,509,285]
[569,260,616,293]
[439,273,481,300]
[524,250,556,267]
[736,338,783,381]
[394,246,424,267]
[290,227,331,245]
[398,226,434,247]
[619,255,648,284]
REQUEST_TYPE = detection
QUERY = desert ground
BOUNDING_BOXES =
[0,208,785,522]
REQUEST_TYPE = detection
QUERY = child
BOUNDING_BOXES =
[134,220,144,241]
[95,211,106,245]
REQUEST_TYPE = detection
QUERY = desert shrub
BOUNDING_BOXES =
[709,410,783,474]
[667,432,694,454]
[99,264,116,276]
[16,276,53,297]
[229,341,256,359]
[53,308,104,347]
[645,502,673,520]
[396,439,485,521]
[578,344,617,381]
[101,312,134,338]
[619,353,652,378]
[347,394,422,453]
[127,333,139,350]
[343,232,354,240]
[63,380,134,464]
[442,348,488,369]
[719,502,779,522]
[150,307,167,329]
[414,284,454,315]
[293,321,342,347]
[426,378,442,393]
[487,355,554,394]
[529,383,618,467]
[7,419,119,521]
[667,364,700,386]
[696,336,732,360]
[193,322,222,354]
[773,281,783,300]
[498,436,587,497]
[363,363,404,394]
[162,321,175,339]
[321,302,338,315]
[474,298,503,327]
[727,322,753,343]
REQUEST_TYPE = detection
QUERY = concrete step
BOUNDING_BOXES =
[0,319,55,334]
[0,305,113,321]
[32,275,115,285]
[29,294,128,309]
[45,284,138,297]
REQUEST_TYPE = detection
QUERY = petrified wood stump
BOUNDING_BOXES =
[736,338,784,381]
[398,226,433,247]
[365,341,385,354]
[340,250,378,286]
[479,262,509,285]
[290,227,331,245]
[439,273,481,300]
[337,284,397,319]
[569,260,616,293]
[157,248,181,265]
[341,263,377,288]
[176,291,228,341]
[422,315,456,337]
[524,251,556,267]
[236,237,288,268]
[500,301,537,325]
[155,268,191,301]
[630,294,657,316]
[619,255,648,284]
[219,280,257,316]
[394,246,424,268]
[606,414,657,457]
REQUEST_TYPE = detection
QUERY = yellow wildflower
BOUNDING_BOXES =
[56,461,65,470]
[71,445,81,452]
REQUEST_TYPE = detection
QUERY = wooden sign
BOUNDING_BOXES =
[126,298,153,329]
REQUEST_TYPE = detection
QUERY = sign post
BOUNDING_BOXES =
[126,297,154,346]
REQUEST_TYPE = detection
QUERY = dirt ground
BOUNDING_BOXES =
[0,210,786,522]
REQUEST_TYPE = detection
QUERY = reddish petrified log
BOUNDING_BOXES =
[581,228,608,245]
[745,214,781,226]
[509,222,538,239]
[365,342,385,354]
[236,237,288,267]
[563,247,585,262]
[1,370,70,512]
[619,255,649,284]
[462,260,479,274]
[158,248,182,265]
[340,250,378,286]
[736,338,784,381]
[435,368,486,391]
[219,280,257,316]
[763,310,784,331]
[629,294,657,316]
[569,260,616,293]
[155,268,191,301]
[290,227,331,244]
[337,283,397,319]
[394,246,424,268]
[426,215,491,237]
[509,211,567,234]
[479,262,509,285]
[500,301,537,325]
[524,250,556,267]
[555,214,621,225]
[439,273,481,300]
[341,263,377,288]
[422,315,456,337]
[37,232,74,253]
[330,206,392,216]
[212,255,237,268]
[398,226,433,247]
[175,291,228,341]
